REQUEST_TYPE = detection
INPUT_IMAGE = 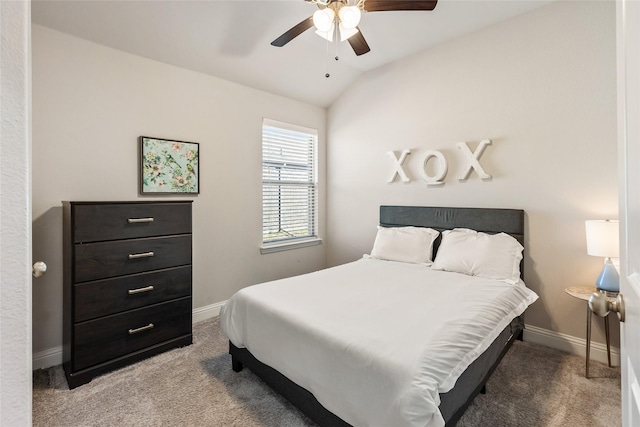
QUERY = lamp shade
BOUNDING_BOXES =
[315,23,335,42]
[338,5,361,30]
[338,23,359,41]
[313,8,335,32]
[585,220,619,258]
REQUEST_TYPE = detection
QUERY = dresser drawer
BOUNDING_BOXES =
[74,235,191,283]
[73,297,192,371]
[74,266,192,322]
[73,203,191,243]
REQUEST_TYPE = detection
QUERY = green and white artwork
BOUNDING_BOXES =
[139,136,199,194]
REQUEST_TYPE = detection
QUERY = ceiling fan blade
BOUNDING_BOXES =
[348,29,371,56]
[363,0,438,12]
[271,16,315,47]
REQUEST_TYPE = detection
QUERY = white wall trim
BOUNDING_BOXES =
[524,323,620,367]
[33,301,228,370]
[32,346,63,372]
[192,300,226,324]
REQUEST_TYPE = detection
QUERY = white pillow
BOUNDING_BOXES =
[369,226,440,264]
[432,228,523,284]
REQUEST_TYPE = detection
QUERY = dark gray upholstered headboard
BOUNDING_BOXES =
[379,206,525,278]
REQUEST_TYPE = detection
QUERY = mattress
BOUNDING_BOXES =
[220,258,538,427]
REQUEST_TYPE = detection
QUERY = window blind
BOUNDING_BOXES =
[262,121,317,244]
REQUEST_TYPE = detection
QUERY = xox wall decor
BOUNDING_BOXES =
[139,136,199,194]
[387,139,492,186]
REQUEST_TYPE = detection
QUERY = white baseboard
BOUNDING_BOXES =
[192,300,226,323]
[32,346,64,371]
[524,324,620,367]
[32,310,619,371]
[32,301,228,370]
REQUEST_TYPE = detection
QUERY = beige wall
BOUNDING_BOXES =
[326,1,618,346]
[31,25,327,357]
[32,0,619,361]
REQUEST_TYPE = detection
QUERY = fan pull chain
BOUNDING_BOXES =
[324,21,343,78]
[334,24,340,62]
[325,22,340,78]
[325,37,331,78]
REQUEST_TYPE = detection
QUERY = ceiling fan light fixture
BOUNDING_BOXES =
[313,8,335,32]
[338,5,361,30]
[315,27,335,42]
[338,23,359,41]
[271,0,438,57]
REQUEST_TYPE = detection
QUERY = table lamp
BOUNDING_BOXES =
[585,219,620,292]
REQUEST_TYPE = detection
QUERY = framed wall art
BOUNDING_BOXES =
[139,136,199,195]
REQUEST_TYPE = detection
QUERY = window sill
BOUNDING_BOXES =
[260,238,323,254]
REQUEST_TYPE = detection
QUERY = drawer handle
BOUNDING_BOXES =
[128,217,154,223]
[128,323,154,335]
[128,285,154,295]
[128,251,154,259]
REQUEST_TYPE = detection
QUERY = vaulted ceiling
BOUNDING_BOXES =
[32,0,552,107]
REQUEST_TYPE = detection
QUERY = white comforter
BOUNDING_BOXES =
[220,258,538,427]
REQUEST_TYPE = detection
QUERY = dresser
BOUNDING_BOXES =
[62,201,193,388]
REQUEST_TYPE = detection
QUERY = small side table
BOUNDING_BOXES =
[565,286,614,379]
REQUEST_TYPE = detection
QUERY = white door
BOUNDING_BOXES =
[618,1,640,425]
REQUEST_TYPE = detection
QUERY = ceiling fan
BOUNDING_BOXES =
[271,0,438,57]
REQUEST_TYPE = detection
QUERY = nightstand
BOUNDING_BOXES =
[565,285,615,379]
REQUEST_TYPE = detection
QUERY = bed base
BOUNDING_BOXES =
[439,316,524,425]
[230,344,351,427]
[229,316,524,427]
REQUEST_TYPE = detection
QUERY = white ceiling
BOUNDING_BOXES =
[31,0,553,107]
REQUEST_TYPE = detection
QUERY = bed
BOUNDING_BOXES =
[220,206,538,427]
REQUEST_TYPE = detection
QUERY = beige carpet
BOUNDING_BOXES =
[33,317,621,427]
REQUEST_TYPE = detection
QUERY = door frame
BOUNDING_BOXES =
[0,1,33,425]
[618,0,640,425]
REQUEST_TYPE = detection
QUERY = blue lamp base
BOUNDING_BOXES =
[596,258,620,293]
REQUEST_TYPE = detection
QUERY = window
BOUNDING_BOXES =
[261,119,319,253]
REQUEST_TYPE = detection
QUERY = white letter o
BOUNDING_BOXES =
[420,150,448,186]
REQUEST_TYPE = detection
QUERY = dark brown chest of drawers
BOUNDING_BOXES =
[62,201,193,388]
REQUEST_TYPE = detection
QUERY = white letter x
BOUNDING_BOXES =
[387,150,411,183]
[457,140,492,180]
